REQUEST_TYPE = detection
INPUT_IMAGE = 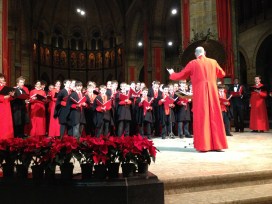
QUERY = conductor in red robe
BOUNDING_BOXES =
[167,47,228,152]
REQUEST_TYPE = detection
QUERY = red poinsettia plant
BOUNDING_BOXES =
[49,136,78,166]
[91,136,109,165]
[8,138,32,168]
[0,138,17,166]
[24,137,53,166]
[118,135,157,165]
[74,136,95,165]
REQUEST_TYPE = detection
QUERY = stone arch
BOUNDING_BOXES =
[254,33,272,90]
[238,46,250,85]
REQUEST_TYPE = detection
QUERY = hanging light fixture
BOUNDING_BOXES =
[75,0,86,16]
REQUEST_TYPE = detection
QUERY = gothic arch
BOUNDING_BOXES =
[254,33,272,89]
[238,46,250,71]
[253,30,272,71]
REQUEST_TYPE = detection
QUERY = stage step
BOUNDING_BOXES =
[165,183,272,204]
[164,170,272,204]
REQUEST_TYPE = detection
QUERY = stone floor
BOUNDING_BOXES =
[148,128,272,204]
[149,129,272,181]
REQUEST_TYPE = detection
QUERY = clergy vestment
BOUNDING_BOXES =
[170,55,228,151]
[48,88,60,137]
[29,88,47,137]
[0,85,14,139]
[249,84,269,131]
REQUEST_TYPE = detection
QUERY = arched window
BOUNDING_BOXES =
[91,39,96,50]
[71,39,77,50]
[52,27,63,48]
[71,31,83,50]
[38,32,44,44]
[91,31,102,50]
[58,37,63,48]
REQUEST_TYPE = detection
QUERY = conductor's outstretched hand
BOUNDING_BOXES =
[166,68,174,75]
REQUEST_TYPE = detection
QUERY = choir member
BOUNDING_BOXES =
[249,75,269,132]
[94,85,112,137]
[228,78,245,132]
[218,84,232,136]
[136,87,153,139]
[48,80,61,137]
[158,85,175,139]
[84,82,97,136]
[0,74,14,139]
[54,79,71,137]
[11,76,29,138]
[29,80,47,137]
[116,82,132,136]
[148,80,162,137]
[176,81,192,138]
[66,81,86,138]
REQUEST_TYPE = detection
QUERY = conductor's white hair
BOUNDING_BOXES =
[195,46,205,57]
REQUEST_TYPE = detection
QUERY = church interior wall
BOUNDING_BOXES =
[239,19,272,84]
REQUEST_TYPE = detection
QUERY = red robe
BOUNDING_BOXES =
[170,55,228,151]
[48,88,60,136]
[0,85,14,139]
[249,84,269,131]
[29,88,47,137]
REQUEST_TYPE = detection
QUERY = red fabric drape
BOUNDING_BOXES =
[216,0,234,78]
[2,0,9,84]
[182,0,190,49]
[153,48,161,81]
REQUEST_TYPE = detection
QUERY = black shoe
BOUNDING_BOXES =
[185,135,193,138]
[251,130,258,133]
[235,129,239,132]
[214,149,224,152]
[260,130,264,133]
[240,130,244,133]
[179,135,185,139]
[226,134,233,136]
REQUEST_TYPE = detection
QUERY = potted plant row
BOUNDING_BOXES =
[0,135,158,179]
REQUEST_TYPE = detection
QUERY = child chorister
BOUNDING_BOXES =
[116,82,132,136]
[158,85,176,139]
[136,87,153,139]
[93,85,112,137]
[218,84,232,136]
[66,81,86,138]
[84,82,97,136]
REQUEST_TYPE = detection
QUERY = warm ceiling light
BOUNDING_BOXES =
[77,8,81,13]
[138,41,143,47]
[171,8,177,15]
[80,10,85,15]
[168,41,173,46]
